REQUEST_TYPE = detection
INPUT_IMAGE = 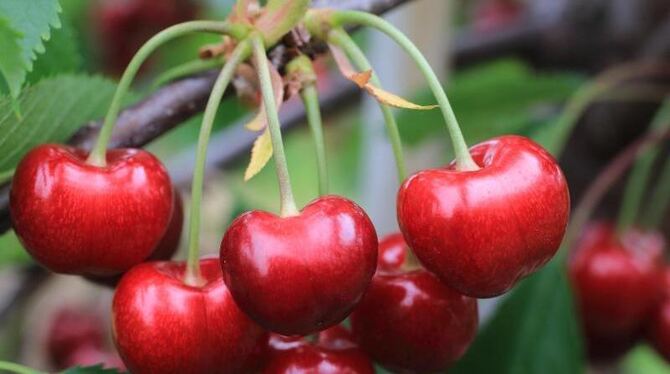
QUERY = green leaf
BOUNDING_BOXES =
[61,364,124,374]
[0,16,27,98]
[451,259,584,374]
[0,230,31,268]
[0,0,62,97]
[0,74,120,173]
[622,345,670,374]
[27,16,81,84]
[397,59,583,147]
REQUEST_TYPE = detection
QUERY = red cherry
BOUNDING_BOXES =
[85,190,184,287]
[263,326,375,374]
[64,343,126,371]
[568,222,664,361]
[112,258,267,374]
[46,308,105,369]
[648,269,670,362]
[378,232,407,272]
[351,233,479,373]
[10,144,173,276]
[397,135,569,298]
[220,195,378,335]
[473,0,523,33]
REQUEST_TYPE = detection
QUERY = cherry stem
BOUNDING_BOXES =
[327,27,408,181]
[184,40,252,286]
[643,148,670,228]
[0,168,14,184]
[287,55,329,195]
[151,57,224,91]
[617,101,670,232]
[87,21,247,167]
[251,34,299,217]
[328,11,477,171]
[0,361,42,374]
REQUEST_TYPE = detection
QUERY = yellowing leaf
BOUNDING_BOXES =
[243,58,285,132]
[244,128,273,181]
[329,44,438,111]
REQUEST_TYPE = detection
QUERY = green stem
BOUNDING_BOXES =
[151,58,224,90]
[87,21,246,167]
[184,40,252,286]
[0,168,14,184]
[617,101,670,232]
[328,27,408,181]
[251,34,299,217]
[644,152,670,228]
[301,84,329,195]
[0,361,43,374]
[328,11,477,171]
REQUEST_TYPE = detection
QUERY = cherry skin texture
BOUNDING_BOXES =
[648,269,670,362]
[10,144,173,276]
[112,258,267,374]
[568,222,664,361]
[263,325,375,374]
[47,308,105,369]
[220,195,378,336]
[351,233,479,373]
[86,190,184,287]
[397,135,569,298]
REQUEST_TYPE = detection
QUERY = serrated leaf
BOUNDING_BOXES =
[330,44,438,110]
[244,60,284,132]
[0,0,62,97]
[451,259,584,374]
[0,75,121,173]
[27,16,80,84]
[61,364,124,374]
[0,16,27,98]
[244,128,273,181]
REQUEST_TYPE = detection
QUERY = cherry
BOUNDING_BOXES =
[112,258,267,374]
[64,343,126,371]
[220,195,378,336]
[350,233,479,373]
[647,268,670,362]
[263,325,375,374]
[473,0,523,33]
[378,232,407,272]
[397,135,569,298]
[568,222,664,361]
[86,190,184,287]
[46,308,105,369]
[10,144,173,276]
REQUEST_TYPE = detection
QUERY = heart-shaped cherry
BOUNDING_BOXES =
[10,144,173,276]
[220,195,378,335]
[397,135,569,298]
[262,325,375,374]
[648,268,670,362]
[46,308,106,369]
[112,258,267,374]
[351,233,479,373]
[86,190,184,287]
[568,222,664,361]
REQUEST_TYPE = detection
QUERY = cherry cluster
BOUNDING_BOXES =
[7,2,572,373]
[569,222,670,363]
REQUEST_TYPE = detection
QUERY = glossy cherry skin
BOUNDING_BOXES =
[10,144,173,276]
[220,196,378,336]
[568,222,664,361]
[378,232,408,272]
[647,268,670,361]
[47,308,105,369]
[112,258,267,374]
[397,135,569,298]
[351,233,479,373]
[86,190,184,287]
[263,326,375,374]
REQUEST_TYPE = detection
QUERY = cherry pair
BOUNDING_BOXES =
[568,222,666,361]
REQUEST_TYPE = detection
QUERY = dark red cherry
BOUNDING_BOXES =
[220,195,378,335]
[46,308,105,369]
[568,222,664,361]
[263,325,375,374]
[397,135,569,298]
[10,144,173,276]
[647,268,670,362]
[378,232,408,272]
[112,258,267,374]
[351,233,479,373]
